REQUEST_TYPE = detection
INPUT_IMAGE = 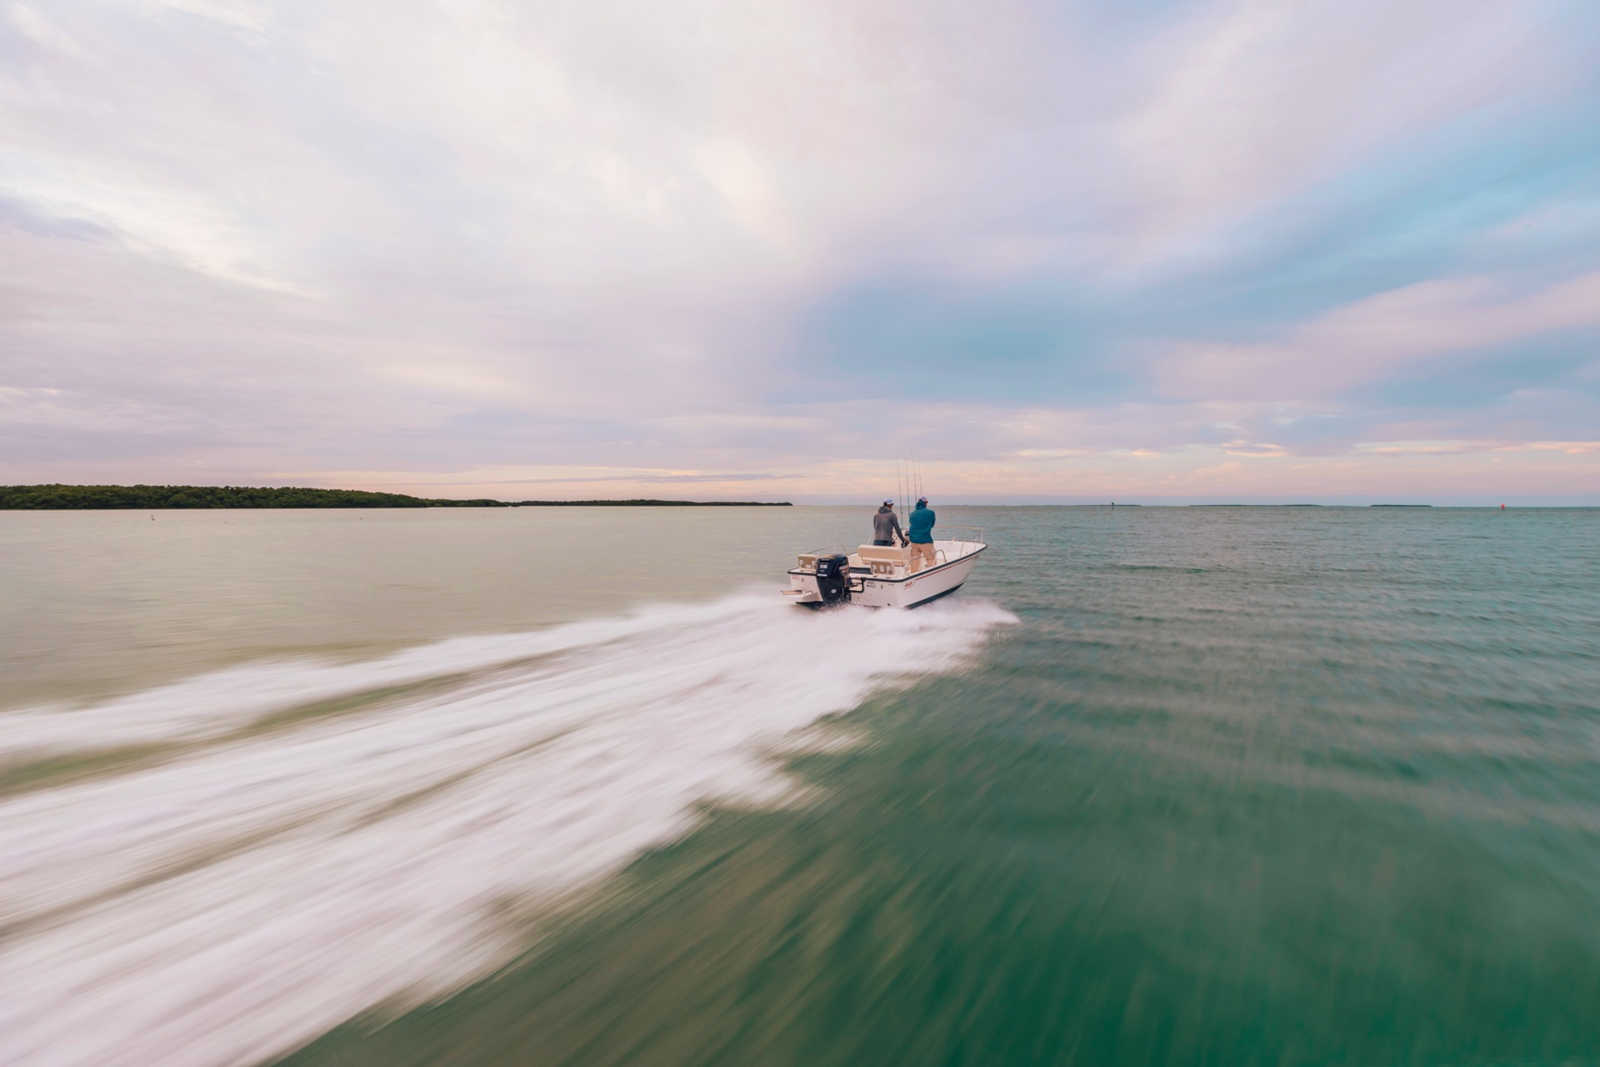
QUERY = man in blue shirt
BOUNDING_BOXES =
[907,496,936,572]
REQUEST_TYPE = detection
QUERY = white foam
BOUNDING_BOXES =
[1,596,781,758]
[0,592,1015,1067]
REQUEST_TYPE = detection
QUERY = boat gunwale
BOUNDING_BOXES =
[786,542,987,585]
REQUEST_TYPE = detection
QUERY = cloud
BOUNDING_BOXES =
[1104,0,1589,275]
[1496,440,1600,456]
[159,0,270,34]
[1157,271,1600,401]
[1484,196,1600,252]
[1356,439,1600,457]
[1221,440,1288,458]
[1,0,1596,500]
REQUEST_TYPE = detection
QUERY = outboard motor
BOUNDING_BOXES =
[814,554,852,605]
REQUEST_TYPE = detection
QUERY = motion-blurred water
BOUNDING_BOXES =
[4,506,1598,1066]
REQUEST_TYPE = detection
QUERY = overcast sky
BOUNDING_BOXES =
[3,0,1597,502]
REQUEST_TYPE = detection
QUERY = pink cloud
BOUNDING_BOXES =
[1158,271,1600,401]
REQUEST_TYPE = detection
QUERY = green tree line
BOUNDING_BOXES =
[0,485,792,509]
[0,484,504,509]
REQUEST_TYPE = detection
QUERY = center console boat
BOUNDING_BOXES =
[782,533,986,609]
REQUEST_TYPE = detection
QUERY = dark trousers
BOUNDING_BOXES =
[873,539,894,546]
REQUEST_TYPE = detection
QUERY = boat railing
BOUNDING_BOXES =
[930,528,984,567]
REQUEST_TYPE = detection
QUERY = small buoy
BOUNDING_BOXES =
[1500,503,1506,510]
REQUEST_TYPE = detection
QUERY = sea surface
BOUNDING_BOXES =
[3,505,1599,1066]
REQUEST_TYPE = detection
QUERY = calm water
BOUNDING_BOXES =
[4,506,1599,1066]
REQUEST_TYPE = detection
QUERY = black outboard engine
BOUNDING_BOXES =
[814,554,852,605]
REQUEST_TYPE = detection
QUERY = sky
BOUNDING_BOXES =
[2,0,1597,503]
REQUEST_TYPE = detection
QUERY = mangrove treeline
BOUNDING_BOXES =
[0,485,793,509]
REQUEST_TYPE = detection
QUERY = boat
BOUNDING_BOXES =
[781,530,987,609]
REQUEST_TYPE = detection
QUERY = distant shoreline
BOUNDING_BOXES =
[0,485,793,509]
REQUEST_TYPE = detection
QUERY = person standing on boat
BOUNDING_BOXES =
[872,500,906,547]
[907,496,936,572]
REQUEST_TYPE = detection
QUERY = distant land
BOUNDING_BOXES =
[0,485,793,509]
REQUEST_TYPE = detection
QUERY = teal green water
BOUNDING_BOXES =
[4,507,1598,1065]
[281,507,1600,1066]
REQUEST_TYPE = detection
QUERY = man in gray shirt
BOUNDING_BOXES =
[872,500,906,547]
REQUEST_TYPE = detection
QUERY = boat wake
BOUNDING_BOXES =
[0,592,1015,1067]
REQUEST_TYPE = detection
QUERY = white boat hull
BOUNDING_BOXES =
[785,539,986,609]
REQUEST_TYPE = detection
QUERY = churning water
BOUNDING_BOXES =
[2,586,1012,1065]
